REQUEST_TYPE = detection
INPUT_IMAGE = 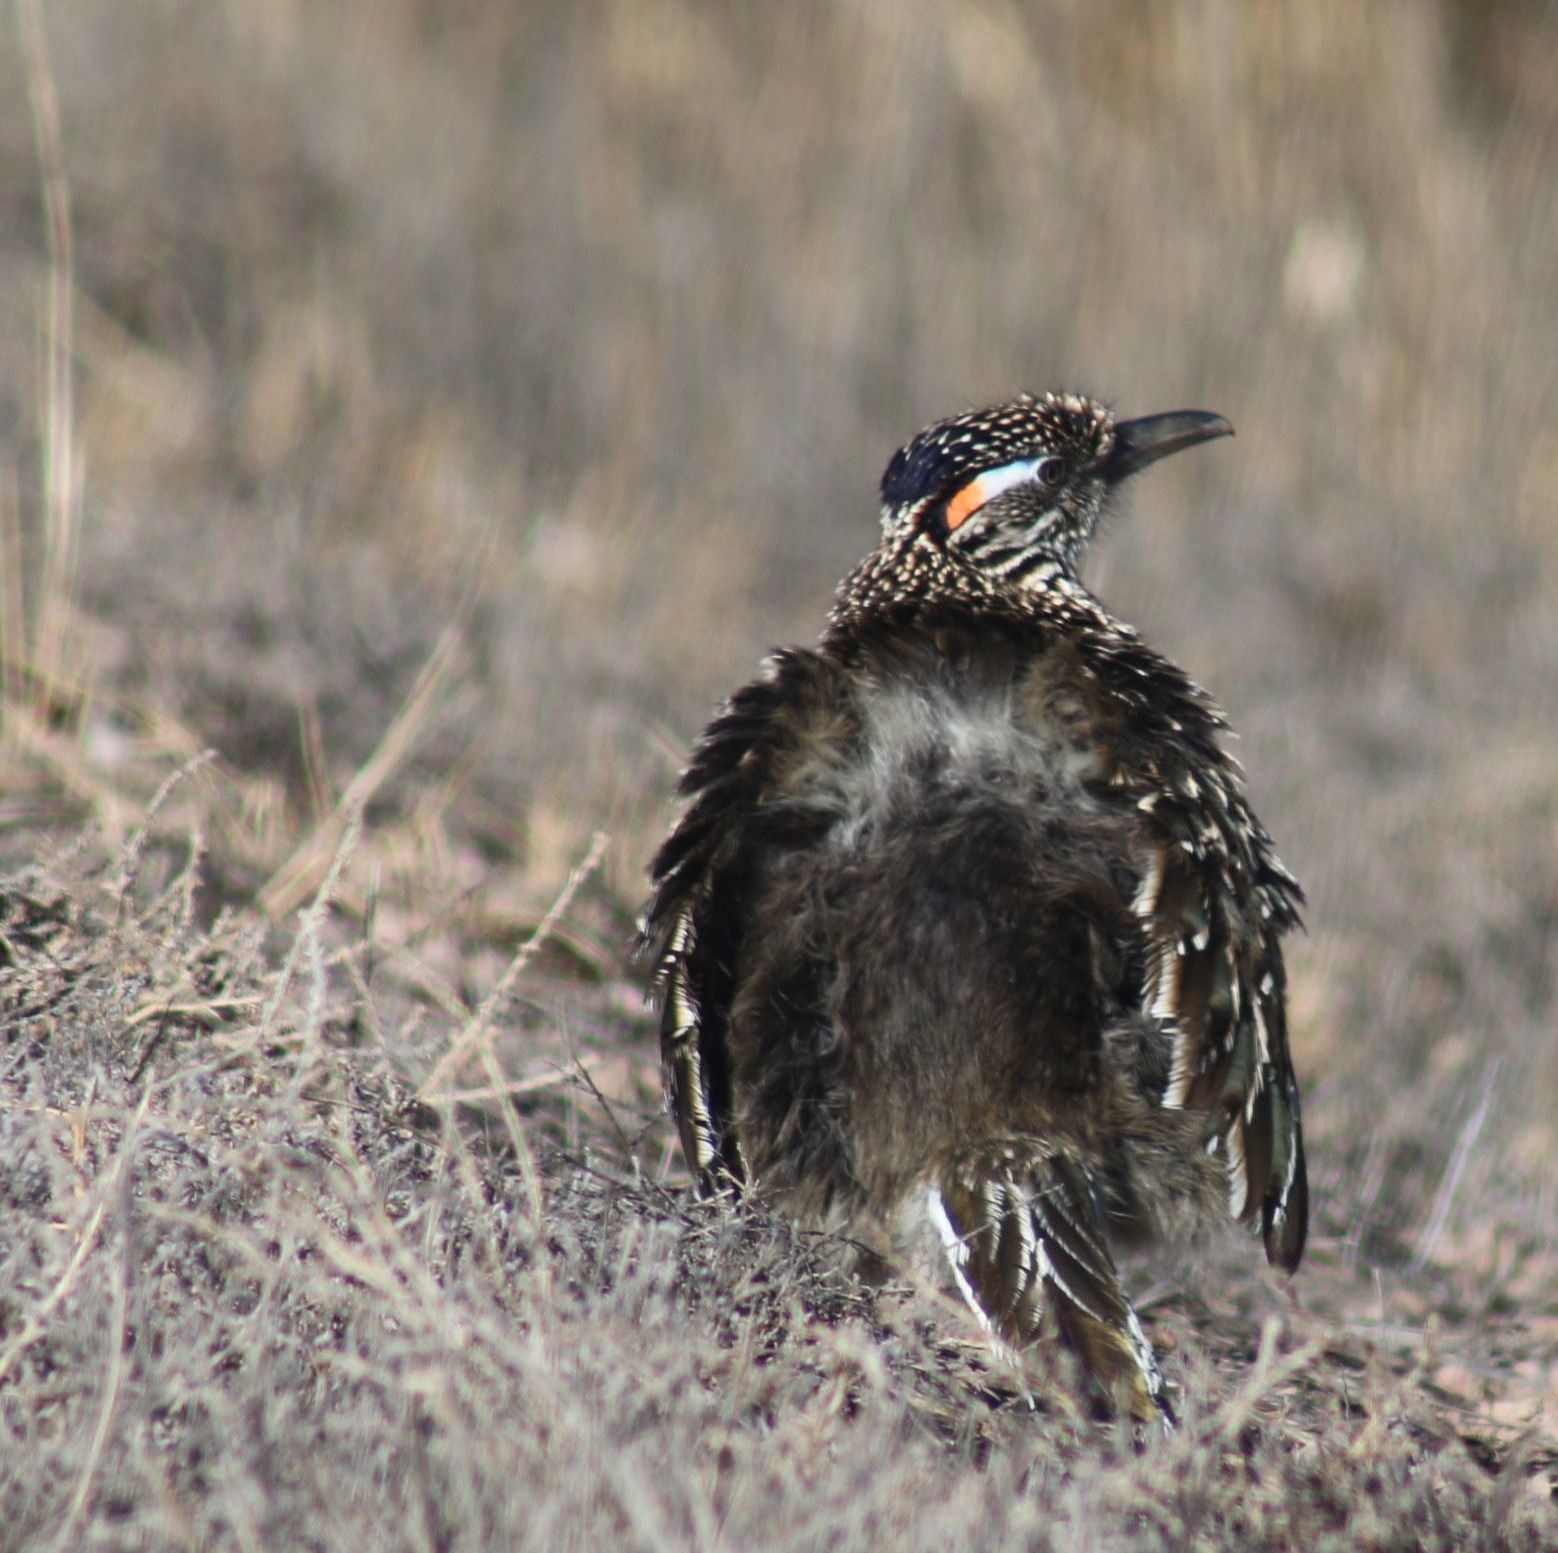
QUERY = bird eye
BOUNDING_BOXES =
[943,454,1067,533]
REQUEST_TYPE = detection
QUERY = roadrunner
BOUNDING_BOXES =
[641,392,1307,1420]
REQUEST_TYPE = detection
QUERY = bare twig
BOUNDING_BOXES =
[1206,1317,1324,1439]
[417,831,607,1099]
[1410,1059,1501,1275]
[563,1039,635,1157]
[258,627,462,920]
[257,804,365,1043]
[424,1057,609,1107]
[49,1184,132,1553]
[112,750,218,924]
[0,1086,152,1388]
[0,465,24,705]
[15,0,81,715]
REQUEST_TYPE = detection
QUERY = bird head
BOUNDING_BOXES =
[877,392,1233,586]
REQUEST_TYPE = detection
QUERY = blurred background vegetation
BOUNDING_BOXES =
[0,0,1555,1498]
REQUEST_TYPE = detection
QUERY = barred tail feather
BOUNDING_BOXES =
[1261,1072,1308,1271]
[932,1156,1172,1424]
[656,905,743,1193]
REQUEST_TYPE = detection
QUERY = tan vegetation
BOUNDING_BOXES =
[0,2,1554,1547]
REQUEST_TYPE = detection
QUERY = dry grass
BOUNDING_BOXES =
[0,2,1554,1548]
[3,838,1552,1552]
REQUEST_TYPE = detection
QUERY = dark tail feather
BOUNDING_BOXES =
[932,1155,1171,1424]
[1261,1073,1308,1271]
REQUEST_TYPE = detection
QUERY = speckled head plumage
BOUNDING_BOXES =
[866,391,1232,595]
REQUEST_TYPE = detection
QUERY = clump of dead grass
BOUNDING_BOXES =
[0,818,1552,1553]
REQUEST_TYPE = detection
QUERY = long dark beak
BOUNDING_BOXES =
[1107,410,1233,481]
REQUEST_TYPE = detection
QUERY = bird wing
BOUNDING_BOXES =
[1052,588,1308,1272]
[1132,770,1308,1271]
[640,649,831,1192]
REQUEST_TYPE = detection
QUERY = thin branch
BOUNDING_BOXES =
[49,1190,131,1552]
[1410,1059,1500,1275]
[0,1086,152,1388]
[15,0,80,712]
[258,627,462,920]
[417,831,607,1099]
[257,804,364,1043]
[423,1057,608,1107]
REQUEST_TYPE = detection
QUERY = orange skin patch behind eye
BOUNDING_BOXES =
[942,458,1044,532]
[944,475,991,532]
